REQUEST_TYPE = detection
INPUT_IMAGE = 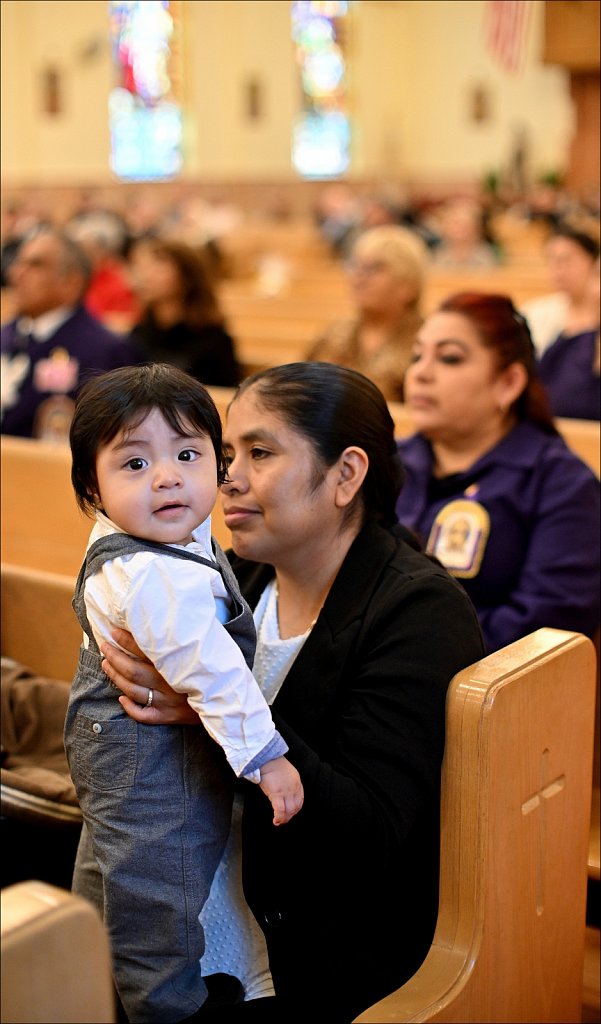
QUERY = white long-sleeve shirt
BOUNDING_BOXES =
[82,511,286,780]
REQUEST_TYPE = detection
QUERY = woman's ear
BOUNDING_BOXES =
[334,446,369,509]
[496,361,528,412]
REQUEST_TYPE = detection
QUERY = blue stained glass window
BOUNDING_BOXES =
[291,0,351,178]
[108,1,182,181]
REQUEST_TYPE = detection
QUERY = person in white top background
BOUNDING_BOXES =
[521,224,599,357]
[64,362,303,1024]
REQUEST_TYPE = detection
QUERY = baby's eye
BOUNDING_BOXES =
[125,457,146,471]
[178,449,199,462]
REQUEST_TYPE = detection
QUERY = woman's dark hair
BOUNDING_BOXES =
[437,292,558,434]
[131,237,223,328]
[70,363,227,516]
[234,362,405,526]
[549,225,600,260]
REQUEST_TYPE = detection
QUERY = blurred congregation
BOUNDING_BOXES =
[1,1,600,1022]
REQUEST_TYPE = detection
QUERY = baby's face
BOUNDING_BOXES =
[94,408,218,545]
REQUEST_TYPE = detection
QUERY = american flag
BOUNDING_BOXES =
[484,0,532,74]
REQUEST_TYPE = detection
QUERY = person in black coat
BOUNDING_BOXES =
[127,236,241,388]
[94,363,485,1023]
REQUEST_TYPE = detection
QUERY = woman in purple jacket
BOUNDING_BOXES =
[395,292,600,653]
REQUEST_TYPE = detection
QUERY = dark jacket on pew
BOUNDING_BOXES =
[128,314,241,388]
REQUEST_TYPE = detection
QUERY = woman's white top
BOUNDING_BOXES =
[521,292,568,356]
[200,578,312,999]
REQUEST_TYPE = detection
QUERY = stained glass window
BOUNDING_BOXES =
[108,0,182,181]
[291,1,351,178]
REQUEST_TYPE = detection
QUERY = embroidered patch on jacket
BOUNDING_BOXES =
[426,499,490,578]
[33,347,79,393]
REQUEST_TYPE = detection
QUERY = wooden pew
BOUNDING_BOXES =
[0,434,233,576]
[2,410,597,584]
[0,436,91,577]
[218,261,552,374]
[1,563,80,683]
[1,880,115,1024]
[354,628,597,1024]
[555,416,601,478]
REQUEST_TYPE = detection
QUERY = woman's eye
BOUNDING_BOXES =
[439,354,463,365]
[125,457,146,471]
[250,447,269,460]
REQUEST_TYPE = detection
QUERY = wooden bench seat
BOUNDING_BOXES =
[355,628,597,1023]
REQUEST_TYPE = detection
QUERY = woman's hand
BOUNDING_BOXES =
[101,629,198,726]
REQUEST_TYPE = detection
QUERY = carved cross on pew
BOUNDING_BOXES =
[521,747,566,917]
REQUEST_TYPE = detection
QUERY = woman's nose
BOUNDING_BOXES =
[221,458,247,494]
[411,356,432,379]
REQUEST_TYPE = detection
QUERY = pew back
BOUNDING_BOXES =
[355,628,596,1024]
[1,563,80,682]
[1,436,90,576]
[0,433,233,576]
[1,880,115,1023]
[2,410,598,583]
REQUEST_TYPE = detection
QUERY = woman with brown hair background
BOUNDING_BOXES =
[127,236,241,388]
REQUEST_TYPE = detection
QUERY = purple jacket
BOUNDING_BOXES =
[395,420,600,652]
[538,329,600,421]
[1,307,142,437]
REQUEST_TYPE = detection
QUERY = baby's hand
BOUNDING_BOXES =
[259,756,304,826]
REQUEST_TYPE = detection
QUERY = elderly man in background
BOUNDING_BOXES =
[1,226,140,439]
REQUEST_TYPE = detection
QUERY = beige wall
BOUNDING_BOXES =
[1,0,573,188]
[182,1,298,179]
[1,0,113,183]
[399,1,572,182]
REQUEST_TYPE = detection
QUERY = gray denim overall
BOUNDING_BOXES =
[64,532,256,1023]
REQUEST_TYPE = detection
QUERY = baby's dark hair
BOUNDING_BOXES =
[70,363,227,517]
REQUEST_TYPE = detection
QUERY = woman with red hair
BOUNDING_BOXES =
[395,292,600,653]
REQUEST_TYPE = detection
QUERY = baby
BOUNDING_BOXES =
[64,363,303,1023]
